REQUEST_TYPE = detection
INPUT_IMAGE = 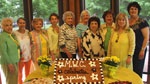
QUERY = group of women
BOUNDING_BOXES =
[0,1,149,84]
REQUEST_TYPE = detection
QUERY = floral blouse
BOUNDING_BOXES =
[59,23,77,54]
[13,30,31,62]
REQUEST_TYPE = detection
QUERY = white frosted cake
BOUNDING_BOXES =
[53,58,105,84]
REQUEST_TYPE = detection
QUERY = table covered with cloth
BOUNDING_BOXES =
[24,64,143,84]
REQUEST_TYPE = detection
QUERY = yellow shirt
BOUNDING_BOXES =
[39,34,48,57]
[47,26,60,57]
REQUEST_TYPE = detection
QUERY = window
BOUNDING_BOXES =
[32,0,58,29]
[85,0,110,24]
[0,0,24,32]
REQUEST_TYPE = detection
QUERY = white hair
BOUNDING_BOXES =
[62,11,75,22]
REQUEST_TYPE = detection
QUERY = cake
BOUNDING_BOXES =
[54,58,105,84]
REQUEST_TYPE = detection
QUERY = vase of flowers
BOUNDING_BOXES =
[103,56,120,79]
[37,56,51,76]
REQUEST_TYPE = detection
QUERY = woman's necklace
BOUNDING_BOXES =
[115,29,124,43]
[52,25,59,33]
[115,32,119,43]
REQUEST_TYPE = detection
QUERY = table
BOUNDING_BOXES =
[104,67,143,84]
[24,65,143,84]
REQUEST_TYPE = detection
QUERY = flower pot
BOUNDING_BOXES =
[103,64,118,79]
[40,64,50,76]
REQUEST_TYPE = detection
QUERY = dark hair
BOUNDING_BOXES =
[127,2,141,15]
[102,10,113,22]
[88,16,100,28]
[49,13,59,21]
[17,17,26,24]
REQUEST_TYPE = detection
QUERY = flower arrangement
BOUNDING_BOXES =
[103,56,120,67]
[37,55,51,66]
[37,56,51,76]
[103,56,120,78]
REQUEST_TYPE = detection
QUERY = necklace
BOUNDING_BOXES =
[115,32,120,43]
[116,28,124,43]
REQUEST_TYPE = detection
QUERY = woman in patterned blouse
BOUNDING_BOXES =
[30,18,49,70]
[82,16,105,58]
[59,11,78,58]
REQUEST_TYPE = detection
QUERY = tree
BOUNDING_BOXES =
[86,0,150,24]
[0,0,24,21]
[86,0,110,19]
[32,0,58,20]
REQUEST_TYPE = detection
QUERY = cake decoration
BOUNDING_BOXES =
[54,58,105,84]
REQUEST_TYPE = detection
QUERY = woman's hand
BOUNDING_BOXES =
[78,50,83,58]
[126,56,132,65]
[138,50,145,60]
[62,48,73,58]
[51,54,56,61]
[66,51,72,58]
[51,51,56,61]
[8,64,15,73]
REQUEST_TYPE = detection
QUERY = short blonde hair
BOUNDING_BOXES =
[115,13,129,31]
[80,10,90,22]
[62,11,75,22]
[1,18,13,29]
[32,17,43,27]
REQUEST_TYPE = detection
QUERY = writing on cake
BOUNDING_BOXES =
[54,58,104,84]
[57,60,86,68]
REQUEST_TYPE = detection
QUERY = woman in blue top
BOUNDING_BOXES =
[76,10,90,58]
[127,2,149,78]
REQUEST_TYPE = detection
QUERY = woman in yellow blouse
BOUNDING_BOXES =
[30,18,49,70]
[107,13,135,70]
[48,13,60,61]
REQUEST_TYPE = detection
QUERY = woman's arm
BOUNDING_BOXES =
[47,28,55,60]
[127,29,135,65]
[128,29,135,56]
[0,36,15,73]
[139,27,149,60]
[29,32,35,62]
[77,38,83,57]
[82,31,91,58]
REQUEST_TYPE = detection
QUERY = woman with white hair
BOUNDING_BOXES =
[0,18,20,84]
[76,10,90,58]
[59,11,77,58]
[107,13,135,70]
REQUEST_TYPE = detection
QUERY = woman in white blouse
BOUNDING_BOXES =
[13,18,31,84]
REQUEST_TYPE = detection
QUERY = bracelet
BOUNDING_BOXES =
[128,55,131,57]
[141,47,145,51]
